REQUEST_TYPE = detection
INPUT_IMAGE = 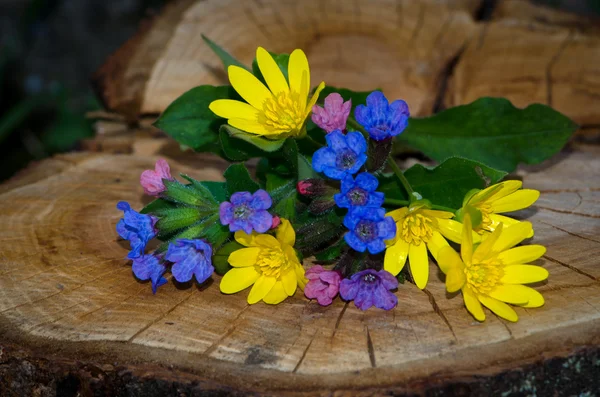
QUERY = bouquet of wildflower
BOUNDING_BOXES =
[116,38,577,321]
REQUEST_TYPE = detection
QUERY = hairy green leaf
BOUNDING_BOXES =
[399,98,578,172]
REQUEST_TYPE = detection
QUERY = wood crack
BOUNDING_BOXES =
[365,326,377,368]
[535,205,600,219]
[537,219,600,244]
[292,331,316,373]
[543,255,598,281]
[203,304,250,357]
[127,290,195,343]
[546,32,573,107]
[423,289,457,340]
[331,302,348,339]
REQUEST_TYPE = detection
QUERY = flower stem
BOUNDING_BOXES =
[302,135,323,150]
[384,198,457,213]
[387,154,414,196]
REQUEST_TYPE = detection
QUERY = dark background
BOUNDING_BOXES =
[0,0,597,182]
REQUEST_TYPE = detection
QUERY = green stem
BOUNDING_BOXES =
[384,198,457,213]
[302,134,323,150]
[387,154,414,196]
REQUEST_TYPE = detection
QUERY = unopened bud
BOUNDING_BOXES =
[271,216,281,229]
[297,178,330,198]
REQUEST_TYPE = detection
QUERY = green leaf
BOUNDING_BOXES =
[156,208,204,234]
[398,97,578,172]
[199,181,228,202]
[179,174,219,206]
[224,163,260,195]
[252,52,290,82]
[201,34,248,72]
[213,240,244,275]
[293,210,345,255]
[379,157,507,210]
[140,199,176,215]
[314,238,345,262]
[220,124,286,160]
[163,180,208,207]
[154,85,236,151]
[297,154,319,181]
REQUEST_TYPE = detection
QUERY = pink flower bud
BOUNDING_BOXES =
[311,93,352,133]
[271,216,281,229]
[140,159,173,196]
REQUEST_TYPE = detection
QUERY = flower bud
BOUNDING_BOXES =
[297,178,332,198]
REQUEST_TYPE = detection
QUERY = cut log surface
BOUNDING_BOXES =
[1,145,600,394]
[4,0,600,395]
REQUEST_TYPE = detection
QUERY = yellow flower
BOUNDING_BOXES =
[440,214,548,322]
[459,181,539,235]
[384,201,479,290]
[209,47,325,140]
[220,218,307,304]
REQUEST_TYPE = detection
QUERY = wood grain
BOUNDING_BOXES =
[0,146,599,393]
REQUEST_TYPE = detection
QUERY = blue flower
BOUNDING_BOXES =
[334,173,384,209]
[339,269,398,310]
[312,130,367,180]
[343,206,396,254]
[116,201,157,259]
[355,91,409,141]
[219,190,273,234]
[132,254,167,294]
[166,239,214,284]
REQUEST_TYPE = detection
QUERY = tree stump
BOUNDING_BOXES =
[3,0,600,395]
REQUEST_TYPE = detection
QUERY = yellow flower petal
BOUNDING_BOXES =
[228,65,272,110]
[500,265,549,284]
[492,221,533,252]
[478,294,518,322]
[484,180,522,203]
[463,287,485,321]
[228,118,278,136]
[487,284,529,305]
[438,245,464,275]
[446,266,466,293]
[461,213,474,264]
[409,242,429,289]
[497,245,546,265]
[387,207,408,221]
[220,267,260,294]
[295,264,307,289]
[488,214,534,237]
[427,231,450,262]
[281,269,298,296]
[384,239,409,276]
[422,209,454,219]
[517,286,545,308]
[437,218,463,244]
[469,184,503,206]
[276,218,295,246]
[248,275,277,304]
[254,234,280,248]
[473,223,504,262]
[256,47,289,95]
[228,247,260,267]
[263,281,288,305]
[235,230,258,247]
[490,189,539,213]
[288,49,310,108]
[305,81,326,117]
[209,99,261,121]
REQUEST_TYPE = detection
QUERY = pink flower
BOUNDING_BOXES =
[271,216,281,229]
[304,265,341,306]
[311,93,351,133]
[140,159,173,196]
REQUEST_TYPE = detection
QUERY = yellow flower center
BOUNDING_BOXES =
[474,202,493,231]
[255,247,289,278]
[464,258,504,295]
[262,91,305,135]
[400,213,435,246]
